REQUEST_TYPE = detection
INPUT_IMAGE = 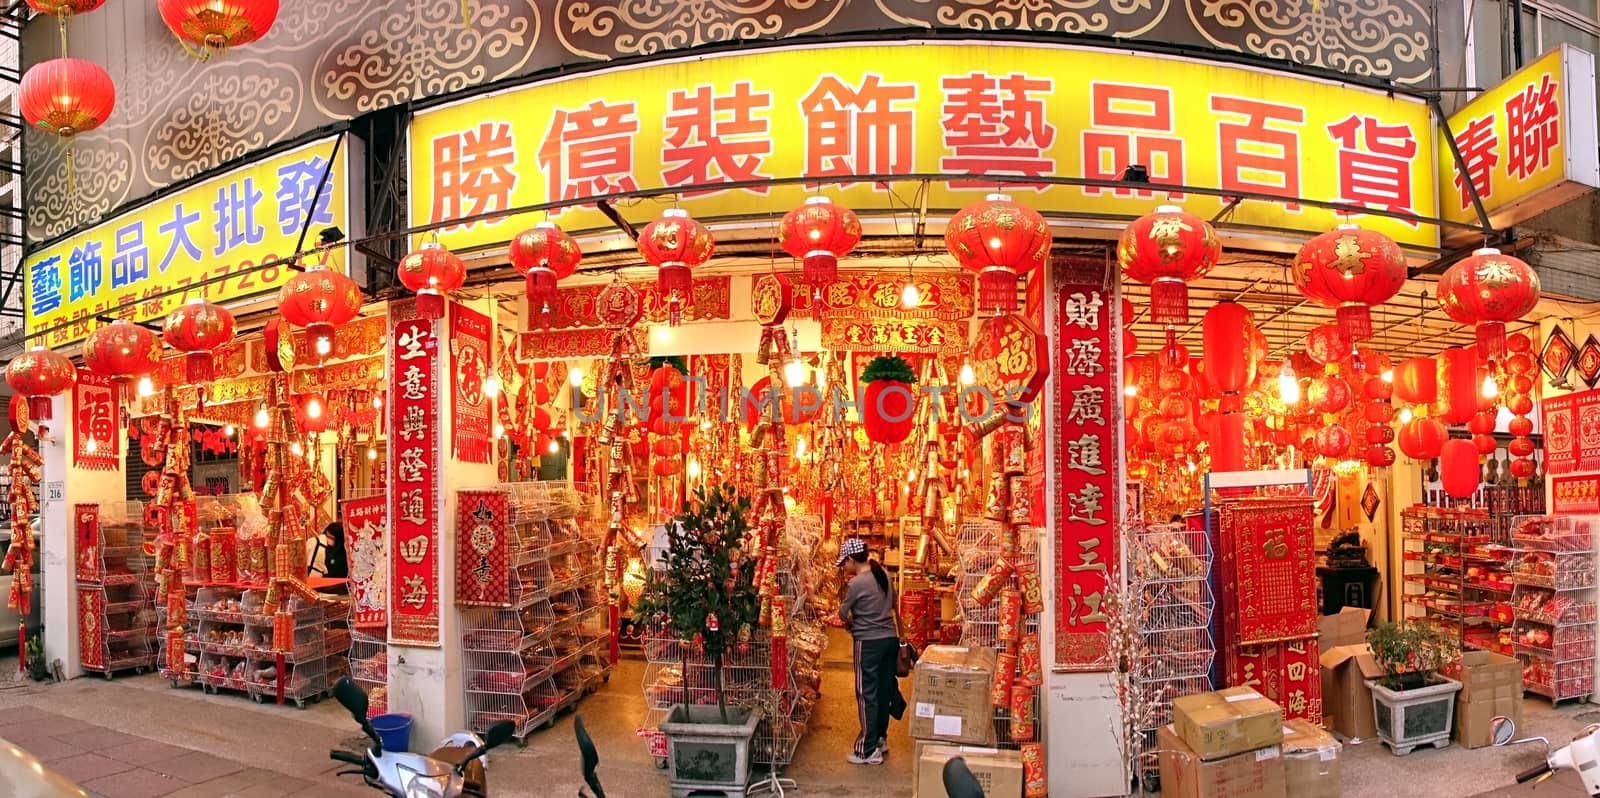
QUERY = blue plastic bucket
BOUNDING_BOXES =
[371,713,413,753]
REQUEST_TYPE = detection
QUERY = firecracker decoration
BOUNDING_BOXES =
[1291,225,1407,341]
[146,387,196,679]
[593,278,645,665]
[0,397,42,663]
[748,312,797,686]
[257,375,321,647]
[638,208,715,327]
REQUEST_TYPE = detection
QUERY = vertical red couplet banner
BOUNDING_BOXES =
[1053,263,1118,671]
[72,370,118,471]
[74,504,101,584]
[341,495,389,631]
[389,303,441,647]
[450,303,495,464]
[455,489,511,607]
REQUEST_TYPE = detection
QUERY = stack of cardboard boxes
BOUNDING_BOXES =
[909,646,1025,798]
[1455,650,1523,749]
[1159,686,1344,798]
[1319,607,1382,742]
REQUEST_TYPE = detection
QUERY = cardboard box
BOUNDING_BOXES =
[1457,650,1523,704]
[1281,719,1342,798]
[1318,608,1382,741]
[1173,687,1284,761]
[909,645,997,745]
[912,741,1023,798]
[1157,725,1286,798]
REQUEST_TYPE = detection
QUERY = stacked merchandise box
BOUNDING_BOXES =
[1281,719,1342,798]
[1452,650,1523,748]
[1509,514,1598,703]
[1318,607,1381,742]
[1159,687,1287,798]
[75,502,157,678]
[187,585,351,708]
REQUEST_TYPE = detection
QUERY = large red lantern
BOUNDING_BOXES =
[1201,302,1254,396]
[19,58,115,139]
[397,241,465,320]
[1436,347,1478,425]
[1292,225,1407,341]
[25,0,104,14]
[1117,204,1221,328]
[639,209,714,326]
[510,222,582,325]
[163,297,235,383]
[1510,458,1537,479]
[1393,357,1438,405]
[156,0,279,51]
[1398,417,1447,460]
[780,196,861,292]
[278,265,362,361]
[6,346,75,421]
[946,194,1051,315]
[82,320,162,404]
[1437,247,1541,360]
[1366,444,1396,467]
[1439,439,1481,498]
[1315,425,1353,459]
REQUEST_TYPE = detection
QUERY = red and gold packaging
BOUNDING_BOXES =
[997,425,1026,476]
[1008,476,1032,525]
[1019,634,1043,686]
[998,588,1023,645]
[992,652,1016,708]
[969,557,1014,605]
[1022,742,1047,797]
[1011,681,1035,741]
[1017,565,1045,615]
[985,474,1008,521]
[210,534,235,584]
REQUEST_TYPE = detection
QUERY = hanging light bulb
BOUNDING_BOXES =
[290,441,304,456]
[493,422,505,439]
[1278,361,1300,405]
[1186,460,1197,473]
[784,357,806,387]
[687,458,702,479]
[483,372,502,398]
[795,437,807,458]
[1381,369,1394,383]
[86,437,97,454]
[959,361,975,386]
[1481,373,1499,399]
[223,424,235,436]
[372,394,384,410]
[568,366,584,387]
[367,447,378,461]
[1400,407,1414,424]
[254,404,270,429]
[1124,385,1138,397]
[305,396,323,419]
[907,468,918,483]
[901,278,920,308]
[547,437,560,454]
[315,337,333,358]
[137,376,155,397]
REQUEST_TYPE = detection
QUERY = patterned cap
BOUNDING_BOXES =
[835,538,867,567]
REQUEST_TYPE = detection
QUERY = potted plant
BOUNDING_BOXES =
[860,355,918,444]
[1365,620,1462,755]
[635,483,763,794]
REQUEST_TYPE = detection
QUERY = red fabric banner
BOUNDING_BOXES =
[450,302,494,464]
[1540,388,1600,475]
[1053,262,1118,671]
[341,495,388,631]
[72,370,118,471]
[74,504,100,583]
[1225,636,1323,724]
[78,588,103,670]
[1220,497,1318,645]
[389,302,441,647]
[1552,475,1600,513]
[455,490,511,607]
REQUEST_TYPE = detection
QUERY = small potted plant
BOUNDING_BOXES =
[1365,620,1462,755]
[860,355,918,444]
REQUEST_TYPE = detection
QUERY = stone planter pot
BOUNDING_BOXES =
[1368,676,1461,755]
[659,704,761,797]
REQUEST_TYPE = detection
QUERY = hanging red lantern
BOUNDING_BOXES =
[162,297,235,383]
[1472,434,1498,455]
[1436,347,1478,425]
[296,392,329,434]
[82,320,162,405]
[1291,225,1407,341]
[946,194,1051,315]
[510,222,582,326]
[1439,439,1481,498]
[1364,401,1395,424]
[1363,378,1394,401]
[278,265,362,362]
[1393,357,1438,405]
[653,458,681,477]
[1507,394,1534,416]
[1437,248,1541,360]
[1508,436,1536,457]
[26,0,103,14]
[1468,411,1498,435]
[1310,376,1352,414]
[1117,204,1221,328]
[156,0,279,51]
[1366,424,1396,444]
[1507,332,1534,354]
[19,58,115,139]
[6,346,75,421]
[1510,457,1537,479]
[1366,444,1396,467]
[639,209,714,326]
[1306,324,1350,366]
[397,241,465,320]
[1398,417,1447,460]
[1508,416,1534,437]
[1202,302,1255,395]
[1315,425,1352,459]
[1209,412,1247,472]
[780,196,861,292]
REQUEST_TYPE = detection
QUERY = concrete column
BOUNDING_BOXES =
[385,298,497,747]
[40,387,127,677]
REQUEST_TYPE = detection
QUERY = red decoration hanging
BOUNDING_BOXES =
[1315,425,1352,459]
[1508,436,1536,457]
[862,380,916,445]
[1117,204,1220,328]
[1366,444,1396,467]
[397,241,465,320]
[510,222,582,327]
[162,298,235,383]
[6,347,75,421]
[1509,416,1534,437]
[25,0,103,14]
[1393,357,1438,405]
[1439,439,1481,498]
[639,209,714,326]
[278,265,362,362]
[1472,433,1498,455]
[82,320,161,406]
[1510,457,1537,479]
[1398,417,1447,460]
[1438,248,1541,360]
[19,58,115,139]
[780,196,862,292]
[1366,424,1396,444]
[156,0,278,52]
[1436,347,1478,425]
[1291,225,1407,341]
[946,194,1051,315]
[1309,376,1352,414]
[1202,302,1255,395]
[1306,324,1350,366]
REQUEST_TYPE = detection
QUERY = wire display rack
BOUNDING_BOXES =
[348,630,388,716]
[955,520,1039,749]
[1130,523,1215,730]
[78,501,157,678]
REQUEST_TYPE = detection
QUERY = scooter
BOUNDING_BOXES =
[328,677,517,798]
[1491,714,1600,796]
[942,757,985,798]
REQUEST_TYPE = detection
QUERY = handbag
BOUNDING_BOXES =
[896,639,919,678]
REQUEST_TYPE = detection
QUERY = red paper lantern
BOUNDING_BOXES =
[1366,444,1396,467]
[1507,394,1534,416]
[1393,357,1438,405]
[1117,204,1220,327]
[1316,425,1352,459]
[780,196,861,291]
[861,379,916,445]
[163,298,235,383]
[1508,436,1536,457]
[1310,376,1352,414]
[639,209,714,326]
[1509,416,1534,437]
[83,320,162,404]
[1438,247,1541,360]
[510,222,582,324]
[26,0,103,14]
[19,58,115,138]
[6,346,75,421]
[1436,347,1478,425]
[1507,332,1534,354]
[296,392,329,434]
[946,194,1051,315]
[1510,457,1537,479]
[1209,413,1247,472]
[1363,378,1394,401]
[1366,424,1396,444]
[653,458,681,477]
[1306,324,1350,366]
[1468,411,1498,435]
[1292,225,1407,341]
[1472,433,1498,455]
[1398,417,1447,460]
[397,241,465,320]
[156,0,278,50]
[279,265,362,362]
[1364,401,1394,424]
[1202,302,1255,394]
[1439,439,1481,498]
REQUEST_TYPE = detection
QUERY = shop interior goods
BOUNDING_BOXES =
[1509,514,1598,702]
[348,630,388,717]
[76,502,157,677]
[955,523,1044,749]
[1401,505,1516,655]
[183,584,351,707]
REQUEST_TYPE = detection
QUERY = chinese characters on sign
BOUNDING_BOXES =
[72,370,118,471]
[1542,387,1600,476]
[1552,475,1600,514]
[27,139,347,347]
[341,495,388,631]
[1226,638,1324,723]
[1054,267,1118,671]
[389,306,441,647]
[455,490,511,607]
[450,303,494,464]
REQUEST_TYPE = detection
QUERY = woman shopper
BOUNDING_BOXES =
[837,538,898,765]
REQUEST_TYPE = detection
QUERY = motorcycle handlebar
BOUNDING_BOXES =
[329,751,367,766]
[1516,763,1552,784]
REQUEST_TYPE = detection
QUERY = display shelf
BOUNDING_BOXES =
[77,502,157,679]
[1508,514,1599,705]
[172,585,350,708]
[1129,523,1214,738]
[955,521,1047,750]
[1401,505,1513,653]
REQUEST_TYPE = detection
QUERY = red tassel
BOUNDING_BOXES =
[1149,278,1190,326]
[977,268,1019,315]
[658,264,692,296]
[416,292,445,320]
[1336,303,1373,341]
[186,352,215,384]
[28,396,51,421]
[771,637,788,689]
[802,252,837,288]
[1477,321,1507,361]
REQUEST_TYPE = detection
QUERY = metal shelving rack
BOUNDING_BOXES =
[1131,522,1215,733]
[77,501,157,678]
[955,520,1039,750]
[348,631,389,717]
[1510,514,1599,703]
[1401,505,1511,652]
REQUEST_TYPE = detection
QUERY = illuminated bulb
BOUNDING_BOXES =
[223,425,235,436]
[1124,384,1138,397]
[305,397,323,419]
[783,495,796,511]
[1381,369,1394,383]
[700,420,713,430]
[1278,362,1300,405]
[959,362,975,386]
[137,376,155,397]
[568,367,584,387]
[687,458,702,479]
[1481,374,1499,399]
[907,469,917,483]
[85,437,97,454]
[901,279,920,308]
[784,358,806,386]
[366,447,377,461]
[483,373,502,398]
[988,236,1002,250]
[795,437,807,458]
[372,394,384,410]
[548,438,560,454]
[290,442,303,456]
[493,423,505,439]
[1187,460,1197,473]
[816,367,828,390]
[315,336,332,357]
[254,405,270,429]
[1399,407,1414,424]
[962,469,970,478]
